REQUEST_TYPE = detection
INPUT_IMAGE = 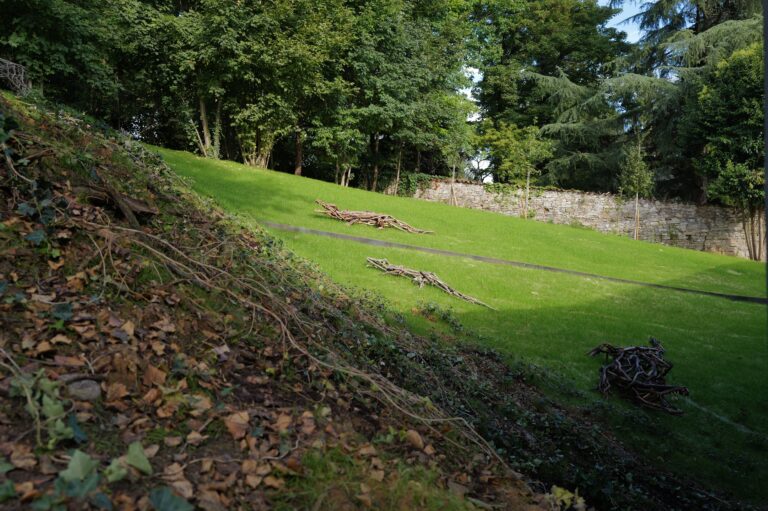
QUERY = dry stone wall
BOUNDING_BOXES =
[414,180,762,260]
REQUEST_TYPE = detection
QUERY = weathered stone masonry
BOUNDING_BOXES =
[414,180,764,260]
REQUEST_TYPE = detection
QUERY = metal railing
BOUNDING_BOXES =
[0,58,31,96]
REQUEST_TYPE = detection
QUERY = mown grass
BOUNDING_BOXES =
[155,147,768,502]
[156,147,765,298]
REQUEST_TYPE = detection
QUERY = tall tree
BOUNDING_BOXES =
[481,122,553,217]
[618,137,654,239]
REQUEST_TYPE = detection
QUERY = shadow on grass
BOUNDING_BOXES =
[450,271,767,504]
[279,232,768,503]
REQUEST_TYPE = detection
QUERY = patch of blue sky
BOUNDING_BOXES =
[600,0,644,42]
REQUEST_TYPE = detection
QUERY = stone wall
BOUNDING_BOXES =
[414,180,763,260]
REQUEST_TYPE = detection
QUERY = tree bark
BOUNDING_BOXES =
[199,96,211,157]
[294,129,303,176]
[524,169,531,219]
[212,99,222,159]
[393,143,403,195]
[192,119,207,157]
[416,150,421,173]
[741,211,755,260]
[756,215,762,260]
[634,192,640,240]
[694,173,708,205]
[370,134,380,192]
[450,163,457,206]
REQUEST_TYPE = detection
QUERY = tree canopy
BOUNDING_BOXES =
[0,0,762,214]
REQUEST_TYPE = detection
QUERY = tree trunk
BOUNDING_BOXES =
[294,129,303,176]
[334,160,340,185]
[371,134,380,192]
[192,119,207,157]
[416,150,421,173]
[212,99,222,159]
[694,173,708,205]
[754,209,763,260]
[746,206,764,261]
[393,143,403,195]
[199,97,211,157]
[450,163,457,206]
[634,192,640,240]
[524,169,531,219]
[741,211,755,260]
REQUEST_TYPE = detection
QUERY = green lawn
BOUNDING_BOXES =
[156,146,768,502]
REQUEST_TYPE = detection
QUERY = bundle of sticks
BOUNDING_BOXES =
[589,338,689,414]
[315,200,432,234]
[367,257,494,309]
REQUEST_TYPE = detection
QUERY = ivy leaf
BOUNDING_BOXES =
[125,441,152,475]
[104,458,128,483]
[42,394,66,419]
[29,495,55,510]
[0,457,14,474]
[59,450,98,482]
[16,202,36,218]
[148,487,194,511]
[68,413,88,444]
[40,207,56,226]
[25,229,47,246]
[51,303,73,321]
[56,471,100,499]
[90,492,113,510]
[48,418,75,449]
[0,479,16,502]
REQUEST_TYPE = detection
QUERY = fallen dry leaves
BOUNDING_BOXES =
[224,411,250,440]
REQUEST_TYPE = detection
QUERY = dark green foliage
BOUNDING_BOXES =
[0,0,119,107]
[0,0,473,186]
[471,0,630,185]
[6,0,760,204]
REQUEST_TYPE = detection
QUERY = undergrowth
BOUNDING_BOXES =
[275,449,474,511]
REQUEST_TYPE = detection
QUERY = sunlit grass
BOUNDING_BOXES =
[155,146,765,298]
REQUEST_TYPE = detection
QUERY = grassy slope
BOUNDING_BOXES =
[156,147,768,502]
[156,147,765,297]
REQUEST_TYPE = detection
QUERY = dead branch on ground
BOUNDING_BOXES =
[367,257,495,309]
[315,200,432,234]
[589,338,688,414]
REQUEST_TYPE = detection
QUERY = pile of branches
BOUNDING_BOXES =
[367,257,494,309]
[316,199,432,233]
[589,338,689,414]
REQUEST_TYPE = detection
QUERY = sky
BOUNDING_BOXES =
[601,0,644,43]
